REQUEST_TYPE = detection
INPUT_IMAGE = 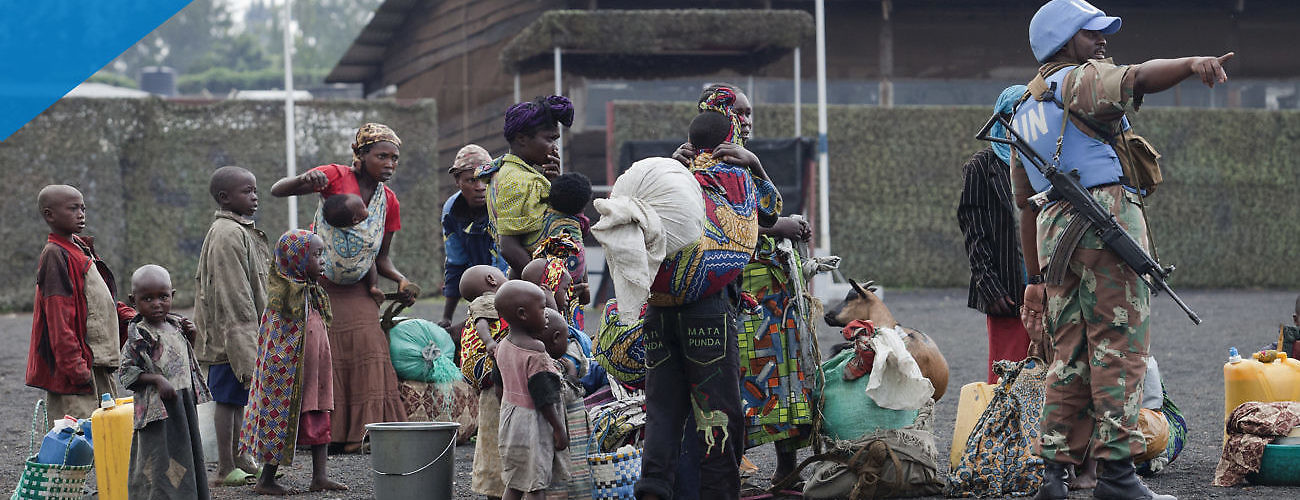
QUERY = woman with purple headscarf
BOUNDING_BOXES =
[479,95,575,277]
[469,95,573,499]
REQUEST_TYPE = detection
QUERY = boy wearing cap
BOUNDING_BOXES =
[441,144,509,329]
[1012,2,1232,500]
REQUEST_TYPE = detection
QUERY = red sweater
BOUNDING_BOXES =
[26,234,133,394]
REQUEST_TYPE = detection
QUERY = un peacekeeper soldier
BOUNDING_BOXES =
[1012,2,1233,500]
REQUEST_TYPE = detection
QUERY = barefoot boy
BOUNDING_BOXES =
[460,264,510,499]
[27,184,136,427]
[193,166,271,484]
[494,280,569,499]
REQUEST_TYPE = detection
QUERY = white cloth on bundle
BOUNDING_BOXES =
[865,325,934,410]
[591,157,704,323]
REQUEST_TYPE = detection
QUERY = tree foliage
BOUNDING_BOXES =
[96,0,380,94]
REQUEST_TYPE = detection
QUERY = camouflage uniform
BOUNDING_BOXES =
[1018,61,1155,464]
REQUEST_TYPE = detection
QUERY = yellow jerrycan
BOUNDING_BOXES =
[1224,347,1300,426]
[91,394,134,500]
[950,381,996,468]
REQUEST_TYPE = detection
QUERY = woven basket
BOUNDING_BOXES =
[587,445,641,500]
[10,400,92,500]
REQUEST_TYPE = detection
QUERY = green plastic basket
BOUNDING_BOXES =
[1247,444,1300,486]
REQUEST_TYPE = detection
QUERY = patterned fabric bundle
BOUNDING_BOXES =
[1213,401,1300,486]
[397,379,478,445]
[594,299,648,388]
[240,229,331,465]
[351,122,401,163]
[946,357,1047,497]
[1137,387,1187,475]
[589,395,647,453]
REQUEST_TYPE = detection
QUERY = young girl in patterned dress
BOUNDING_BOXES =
[241,229,347,495]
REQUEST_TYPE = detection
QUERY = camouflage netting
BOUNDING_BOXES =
[612,101,1300,289]
[500,9,813,78]
[1,98,441,312]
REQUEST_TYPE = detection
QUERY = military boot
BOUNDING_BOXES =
[1034,460,1069,500]
[1093,459,1176,500]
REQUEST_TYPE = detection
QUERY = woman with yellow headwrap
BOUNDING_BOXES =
[270,123,415,452]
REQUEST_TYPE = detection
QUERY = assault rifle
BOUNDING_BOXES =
[976,114,1202,325]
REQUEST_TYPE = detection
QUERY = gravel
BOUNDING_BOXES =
[1,287,1295,499]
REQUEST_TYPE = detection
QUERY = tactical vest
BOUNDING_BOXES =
[1012,67,1130,194]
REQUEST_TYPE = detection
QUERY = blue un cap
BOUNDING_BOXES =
[1029,0,1122,63]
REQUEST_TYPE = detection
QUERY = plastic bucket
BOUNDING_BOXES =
[367,421,460,500]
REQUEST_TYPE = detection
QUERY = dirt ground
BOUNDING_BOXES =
[1,288,1296,499]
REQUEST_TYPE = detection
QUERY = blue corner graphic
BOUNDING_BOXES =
[0,0,193,141]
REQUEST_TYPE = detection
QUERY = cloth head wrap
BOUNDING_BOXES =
[266,229,331,324]
[449,144,491,176]
[503,95,574,142]
[991,84,1028,166]
[698,87,744,147]
[352,123,402,164]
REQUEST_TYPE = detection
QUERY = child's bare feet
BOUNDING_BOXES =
[309,478,348,492]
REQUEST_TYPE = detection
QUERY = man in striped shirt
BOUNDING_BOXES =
[958,85,1032,385]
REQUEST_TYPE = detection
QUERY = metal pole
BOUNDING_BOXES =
[554,46,563,171]
[513,73,521,103]
[793,47,801,138]
[815,0,830,257]
[283,0,297,230]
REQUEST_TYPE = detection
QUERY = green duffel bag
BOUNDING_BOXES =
[816,348,918,441]
[387,318,460,384]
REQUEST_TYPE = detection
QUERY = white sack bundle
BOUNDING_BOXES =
[592,157,705,322]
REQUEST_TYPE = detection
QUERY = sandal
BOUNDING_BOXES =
[217,469,255,487]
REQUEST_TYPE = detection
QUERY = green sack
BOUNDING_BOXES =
[816,348,918,441]
[388,318,461,384]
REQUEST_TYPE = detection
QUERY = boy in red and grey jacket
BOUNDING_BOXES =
[27,184,135,427]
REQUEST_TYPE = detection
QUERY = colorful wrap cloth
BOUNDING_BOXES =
[313,182,386,285]
[698,87,744,147]
[648,152,781,306]
[738,236,818,449]
[594,298,648,389]
[240,229,332,465]
[459,294,509,391]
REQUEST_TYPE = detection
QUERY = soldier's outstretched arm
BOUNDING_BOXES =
[1134,52,1234,94]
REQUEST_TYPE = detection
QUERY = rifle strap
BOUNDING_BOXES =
[1045,210,1090,286]
[1137,197,1160,263]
